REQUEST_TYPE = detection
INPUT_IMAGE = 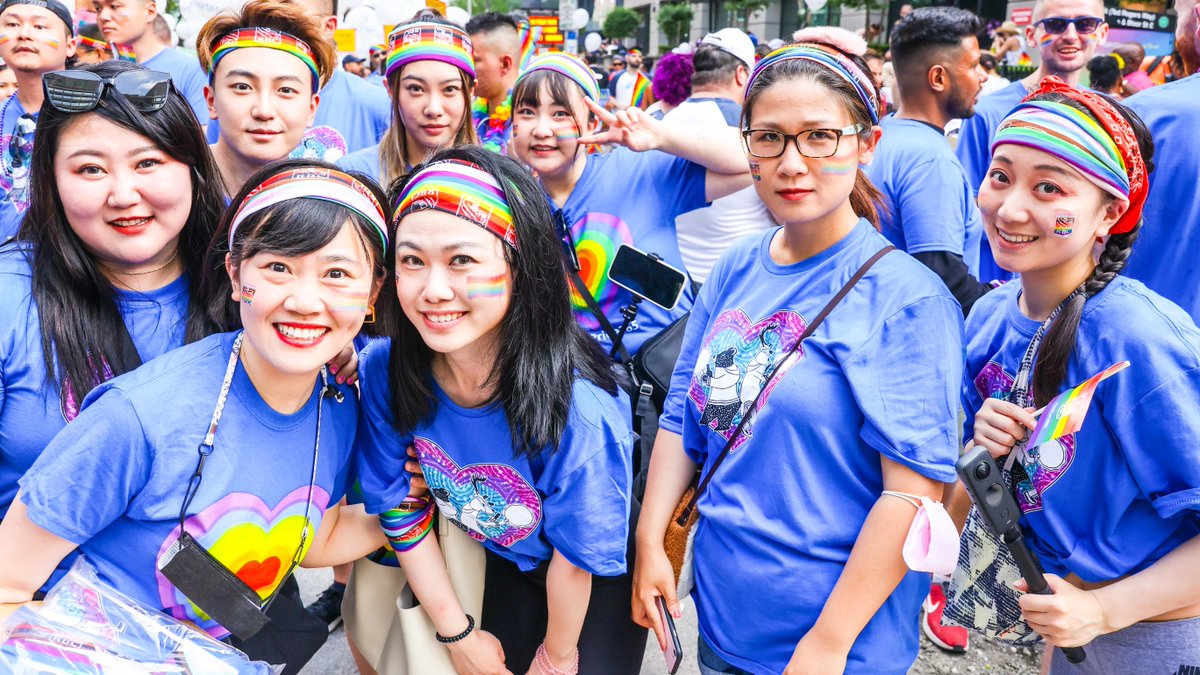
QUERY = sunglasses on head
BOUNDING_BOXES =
[42,69,173,114]
[1036,16,1105,34]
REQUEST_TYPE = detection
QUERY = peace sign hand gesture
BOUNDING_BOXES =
[577,97,663,152]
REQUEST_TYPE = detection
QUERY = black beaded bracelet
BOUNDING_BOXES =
[435,614,475,644]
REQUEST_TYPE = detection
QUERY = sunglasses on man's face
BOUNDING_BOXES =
[1035,15,1105,35]
[42,69,173,114]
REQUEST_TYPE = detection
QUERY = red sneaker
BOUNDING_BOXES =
[921,583,969,653]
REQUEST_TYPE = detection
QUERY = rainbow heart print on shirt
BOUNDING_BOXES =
[154,486,329,635]
[415,436,542,547]
[566,212,634,330]
[688,308,807,451]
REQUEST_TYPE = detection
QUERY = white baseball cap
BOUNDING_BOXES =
[701,28,755,69]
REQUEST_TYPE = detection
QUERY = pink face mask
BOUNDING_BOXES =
[883,491,960,577]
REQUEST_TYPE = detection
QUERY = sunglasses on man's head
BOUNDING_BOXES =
[42,69,173,114]
[1035,16,1105,35]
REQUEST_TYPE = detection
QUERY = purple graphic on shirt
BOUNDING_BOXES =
[415,436,542,547]
[688,308,807,451]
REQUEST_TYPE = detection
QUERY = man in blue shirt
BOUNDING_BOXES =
[466,12,521,155]
[868,7,991,315]
[93,0,208,127]
[1123,0,1200,319]
[955,0,1109,281]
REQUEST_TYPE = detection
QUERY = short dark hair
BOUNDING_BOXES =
[979,52,996,70]
[890,6,982,72]
[691,43,744,88]
[466,11,518,36]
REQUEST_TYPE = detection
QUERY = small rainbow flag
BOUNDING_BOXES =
[631,70,651,108]
[1027,361,1130,448]
[517,21,541,72]
[114,42,136,62]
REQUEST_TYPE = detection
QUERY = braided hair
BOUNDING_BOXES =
[1030,92,1155,406]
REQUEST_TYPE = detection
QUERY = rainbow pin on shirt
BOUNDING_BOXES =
[1027,361,1130,448]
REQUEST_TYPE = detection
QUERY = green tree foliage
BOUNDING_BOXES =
[724,0,770,29]
[449,0,519,12]
[658,2,694,46]
[603,7,641,40]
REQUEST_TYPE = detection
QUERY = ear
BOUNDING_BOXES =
[1093,22,1109,45]
[307,92,319,126]
[499,53,515,76]
[1096,197,1129,238]
[857,125,883,166]
[204,84,218,121]
[321,15,338,41]
[225,253,240,304]
[64,34,77,59]
[1025,23,1038,47]
[927,63,948,94]
[369,270,386,305]
[144,0,158,22]
[734,64,749,89]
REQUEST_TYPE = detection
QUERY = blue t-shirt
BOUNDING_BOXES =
[355,339,633,576]
[19,332,357,637]
[955,79,1028,283]
[962,278,1200,582]
[1124,74,1200,321]
[142,48,209,128]
[0,95,33,240]
[660,221,963,675]
[556,149,705,355]
[337,143,382,184]
[0,245,190,519]
[867,115,983,276]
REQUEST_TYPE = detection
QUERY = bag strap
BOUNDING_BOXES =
[554,208,634,365]
[676,245,895,525]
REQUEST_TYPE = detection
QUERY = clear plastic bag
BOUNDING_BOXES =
[0,557,276,674]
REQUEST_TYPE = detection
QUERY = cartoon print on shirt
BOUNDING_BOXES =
[974,360,1076,513]
[415,436,542,547]
[689,308,807,451]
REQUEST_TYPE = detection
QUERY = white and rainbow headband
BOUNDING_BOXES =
[229,168,388,250]
[211,27,320,91]
[749,44,879,124]
[515,52,600,102]
[395,159,516,250]
[386,21,475,80]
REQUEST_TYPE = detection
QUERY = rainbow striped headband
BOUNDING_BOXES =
[395,159,517,249]
[516,51,600,102]
[77,35,109,52]
[386,22,475,80]
[992,100,1130,202]
[749,44,879,124]
[229,168,388,251]
[211,27,320,91]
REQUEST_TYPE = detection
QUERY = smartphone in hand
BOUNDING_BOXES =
[656,595,682,674]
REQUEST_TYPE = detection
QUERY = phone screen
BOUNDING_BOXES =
[656,596,682,674]
[607,244,687,310]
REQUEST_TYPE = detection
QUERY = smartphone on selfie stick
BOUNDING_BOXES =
[956,446,1086,664]
[605,244,688,360]
[655,595,682,674]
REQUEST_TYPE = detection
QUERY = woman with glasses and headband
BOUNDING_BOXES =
[509,52,749,360]
[338,17,478,188]
[633,31,963,675]
[0,158,390,647]
[195,0,338,199]
[0,0,76,240]
[354,145,643,675]
[0,59,224,592]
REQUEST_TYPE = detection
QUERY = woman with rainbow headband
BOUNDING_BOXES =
[509,51,749,360]
[634,30,964,674]
[961,79,1200,672]
[0,158,390,665]
[196,0,338,198]
[339,16,478,187]
[354,145,647,674]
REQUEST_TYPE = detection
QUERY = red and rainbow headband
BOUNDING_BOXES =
[395,159,516,250]
[229,168,388,251]
[210,27,320,91]
[386,21,475,80]
[748,44,879,124]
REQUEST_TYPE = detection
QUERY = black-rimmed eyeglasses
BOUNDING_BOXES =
[741,124,865,159]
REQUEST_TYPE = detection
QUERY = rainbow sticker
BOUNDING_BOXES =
[566,212,634,330]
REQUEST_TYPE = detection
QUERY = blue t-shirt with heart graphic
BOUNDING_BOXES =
[355,339,634,576]
[660,220,963,675]
[19,332,356,638]
[962,277,1200,582]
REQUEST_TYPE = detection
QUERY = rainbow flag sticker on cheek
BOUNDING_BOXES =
[1027,360,1130,448]
[467,273,507,298]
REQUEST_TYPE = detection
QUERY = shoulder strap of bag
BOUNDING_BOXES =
[565,264,634,365]
[676,245,895,525]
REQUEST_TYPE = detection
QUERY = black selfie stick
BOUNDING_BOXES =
[956,447,1086,664]
[610,295,643,361]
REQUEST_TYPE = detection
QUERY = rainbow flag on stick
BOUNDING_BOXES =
[517,21,541,72]
[631,70,651,108]
[1028,361,1130,448]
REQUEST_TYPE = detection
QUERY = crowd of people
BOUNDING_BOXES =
[0,0,1197,673]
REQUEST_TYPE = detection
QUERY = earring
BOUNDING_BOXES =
[364,305,376,324]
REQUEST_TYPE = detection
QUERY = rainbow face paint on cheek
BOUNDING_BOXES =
[821,158,859,176]
[1039,33,1056,46]
[240,285,256,304]
[330,288,371,312]
[1054,211,1075,236]
[42,36,60,48]
[0,34,11,46]
[466,273,507,298]
[555,129,580,142]
[749,161,761,182]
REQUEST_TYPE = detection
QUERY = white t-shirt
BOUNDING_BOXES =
[614,69,638,107]
[663,96,773,284]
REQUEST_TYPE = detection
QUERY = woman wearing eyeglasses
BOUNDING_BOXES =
[632,32,963,675]
[338,17,478,188]
[0,156,389,643]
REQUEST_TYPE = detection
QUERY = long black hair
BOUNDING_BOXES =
[383,145,620,458]
[194,158,390,333]
[18,59,226,403]
[1030,92,1155,406]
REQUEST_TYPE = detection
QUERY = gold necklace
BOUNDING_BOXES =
[107,248,179,277]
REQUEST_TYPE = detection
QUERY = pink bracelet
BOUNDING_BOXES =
[534,643,579,675]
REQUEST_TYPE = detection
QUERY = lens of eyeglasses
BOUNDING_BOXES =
[43,71,105,113]
[1073,16,1103,33]
[745,129,842,158]
[113,70,172,112]
[1040,16,1103,34]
